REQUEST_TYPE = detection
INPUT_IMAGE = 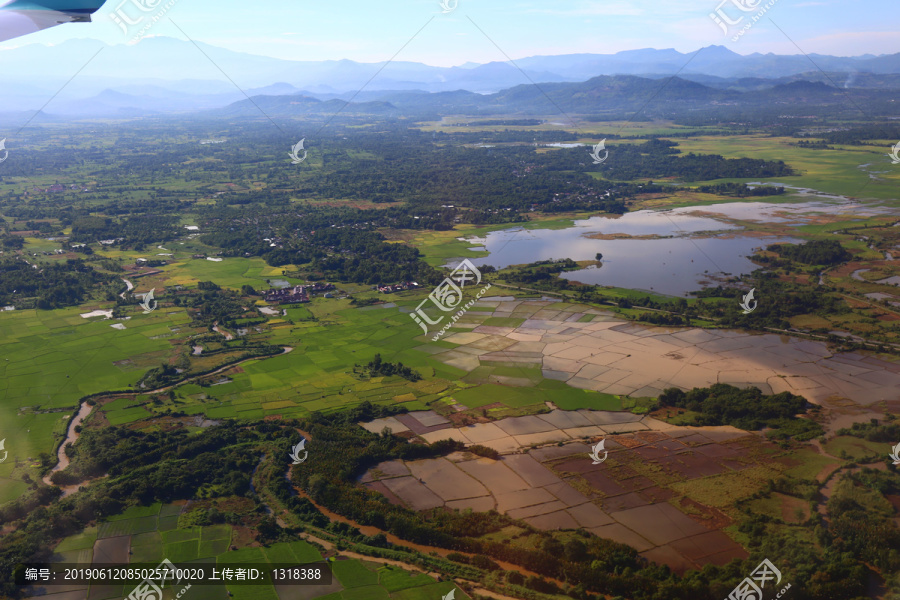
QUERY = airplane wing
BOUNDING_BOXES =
[0,1,107,44]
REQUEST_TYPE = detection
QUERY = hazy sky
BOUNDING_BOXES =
[2,0,898,64]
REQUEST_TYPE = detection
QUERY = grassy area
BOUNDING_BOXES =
[781,449,843,480]
[0,304,190,457]
[665,135,900,201]
[824,436,886,462]
[51,505,446,600]
[670,465,785,511]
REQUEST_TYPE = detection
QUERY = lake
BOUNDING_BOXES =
[457,201,860,296]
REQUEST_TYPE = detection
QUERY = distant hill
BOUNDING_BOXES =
[3,37,900,117]
[209,74,894,120]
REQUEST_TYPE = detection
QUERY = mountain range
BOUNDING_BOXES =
[1,37,899,119]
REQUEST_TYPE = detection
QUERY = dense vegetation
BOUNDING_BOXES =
[0,424,264,598]
[0,258,118,308]
[360,354,422,382]
[696,182,786,197]
[693,279,849,330]
[765,239,852,265]
[658,383,822,438]
[836,418,900,443]
[585,139,795,181]
[504,259,586,291]
[70,214,182,249]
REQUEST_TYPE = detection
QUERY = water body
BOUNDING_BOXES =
[713,193,895,222]
[43,402,94,497]
[467,205,801,296]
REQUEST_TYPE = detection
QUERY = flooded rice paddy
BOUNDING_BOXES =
[424,297,900,406]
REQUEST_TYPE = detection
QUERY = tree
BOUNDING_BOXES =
[256,516,279,542]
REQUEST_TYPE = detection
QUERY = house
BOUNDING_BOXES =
[377,282,419,294]
[264,282,337,304]
[264,286,310,305]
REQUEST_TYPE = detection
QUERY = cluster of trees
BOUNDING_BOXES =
[1,235,24,249]
[504,259,586,292]
[658,383,821,437]
[467,445,500,460]
[172,283,249,328]
[827,469,900,575]
[581,138,795,181]
[307,230,443,285]
[200,205,455,284]
[794,140,833,149]
[815,123,900,145]
[361,354,421,382]
[289,135,618,213]
[692,278,848,330]
[637,311,687,326]
[0,423,272,598]
[836,418,900,443]
[696,182,786,197]
[70,214,181,249]
[765,239,851,265]
[0,258,118,309]
[466,119,544,126]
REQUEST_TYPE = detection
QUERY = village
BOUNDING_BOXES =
[263,282,336,304]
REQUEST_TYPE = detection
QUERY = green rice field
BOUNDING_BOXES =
[46,502,457,600]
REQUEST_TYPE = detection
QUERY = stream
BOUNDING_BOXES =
[42,402,95,497]
[41,347,293,496]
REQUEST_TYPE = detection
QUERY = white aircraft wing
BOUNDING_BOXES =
[0,1,106,43]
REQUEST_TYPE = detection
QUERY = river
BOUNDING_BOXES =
[42,401,94,497]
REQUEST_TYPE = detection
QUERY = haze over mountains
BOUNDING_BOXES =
[2,36,900,118]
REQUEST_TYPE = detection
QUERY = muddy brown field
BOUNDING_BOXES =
[360,409,769,573]
[424,298,900,406]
